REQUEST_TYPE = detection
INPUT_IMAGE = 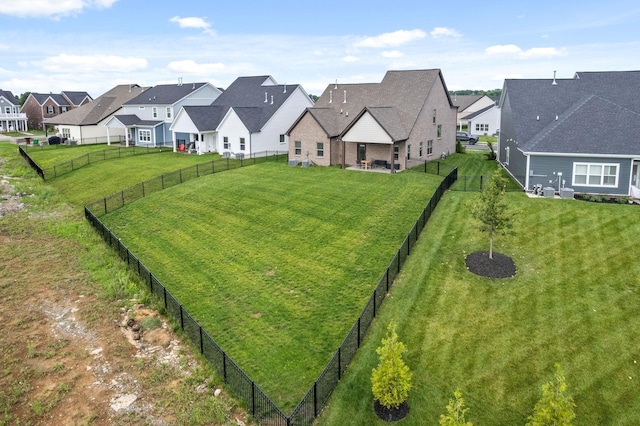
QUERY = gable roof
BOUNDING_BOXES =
[46,84,147,126]
[0,90,19,105]
[451,94,483,110]
[124,82,209,106]
[62,91,92,105]
[29,93,70,106]
[464,103,496,120]
[110,114,163,127]
[503,70,640,155]
[293,69,453,140]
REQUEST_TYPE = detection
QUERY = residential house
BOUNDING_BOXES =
[105,82,222,147]
[452,94,495,129]
[170,76,313,155]
[0,90,27,132]
[21,91,92,130]
[287,69,457,171]
[498,70,640,197]
[466,103,500,136]
[46,84,147,144]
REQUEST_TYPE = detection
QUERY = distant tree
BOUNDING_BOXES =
[309,94,319,102]
[526,364,576,426]
[439,389,473,426]
[371,321,412,409]
[18,91,31,106]
[469,168,512,259]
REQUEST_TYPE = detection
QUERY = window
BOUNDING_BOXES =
[317,142,324,157]
[427,140,433,155]
[223,136,229,150]
[4,107,10,114]
[407,144,411,160]
[419,141,423,157]
[152,107,158,118]
[166,107,172,119]
[437,124,442,138]
[280,134,285,144]
[505,146,510,165]
[139,129,151,143]
[240,137,246,151]
[394,145,399,161]
[476,123,489,132]
[432,109,437,124]
[61,106,68,113]
[61,128,71,139]
[46,106,54,114]
[573,162,619,187]
[295,141,301,155]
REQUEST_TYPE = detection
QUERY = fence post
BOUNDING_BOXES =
[162,175,165,189]
[226,157,229,170]
[373,290,377,318]
[163,286,167,308]
[180,305,184,329]
[71,159,74,171]
[357,317,361,347]
[142,182,145,197]
[121,190,124,208]
[223,352,228,383]
[386,269,390,293]
[199,326,204,354]
[338,347,342,379]
[424,160,427,173]
[196,164,199,178]
[437,161,440,175]
[180,169,183,183]
[480,175,483,190]
[314,381,318,417]
[252,381,256,417]
[103,198,107,215]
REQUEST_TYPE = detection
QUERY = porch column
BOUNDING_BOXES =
[172,131,177,153]
[125,128,130,148]
[106,126,111,146]
[390,144,395,173]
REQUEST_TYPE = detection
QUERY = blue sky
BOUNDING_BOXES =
[1,0,639,98]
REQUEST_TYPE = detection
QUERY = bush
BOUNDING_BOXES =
[456,140,466,154]
[371,321,412,409]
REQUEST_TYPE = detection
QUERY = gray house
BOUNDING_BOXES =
[499,71,640,198]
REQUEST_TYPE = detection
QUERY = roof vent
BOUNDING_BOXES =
[329,91,332,103]
[555,115,559,120]
[334,79,338,89]
[271,95,274,105]
[264,92,268,103]
[552,70,558,85]
[536,115,539,121]
[192,82,195,89]
[283,84,286,93]
[343,90,347,103]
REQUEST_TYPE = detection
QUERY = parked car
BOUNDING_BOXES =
[47,135,61,145]
[456,131,478,144]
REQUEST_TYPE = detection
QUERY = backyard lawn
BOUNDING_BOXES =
[316,190,640,425]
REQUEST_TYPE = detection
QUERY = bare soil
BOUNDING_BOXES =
[0,156,249,425]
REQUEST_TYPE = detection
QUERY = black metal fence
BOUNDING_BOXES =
[18,146,45,179]
[450,174,522,192]
[83,160,458,425]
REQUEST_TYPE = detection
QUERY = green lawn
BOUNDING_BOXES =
[97,163,443,410]
[316,191,640,425]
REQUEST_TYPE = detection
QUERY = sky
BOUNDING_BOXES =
[1,0,639,98]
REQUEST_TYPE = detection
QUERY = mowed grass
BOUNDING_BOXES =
[24,143,126,169]
[316,191,640,425]
[98,162,443,410]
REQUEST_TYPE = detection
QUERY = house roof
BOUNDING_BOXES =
[0,90,19,105]
[111,114,163,127]
[30,93,70,106]
[464,104,496,120]
[451,94,483,111]
[124,82,208,106]
[503,71,640,155]
[46,84,147,126]
[62,91,92,105]
[293,69,453,140]
[176,76,307,133]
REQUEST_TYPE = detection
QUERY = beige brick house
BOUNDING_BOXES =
[287,69,457,171]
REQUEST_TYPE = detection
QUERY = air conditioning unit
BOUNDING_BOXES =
[288,159,299,166]
[559,188,574,199]
[236,152,244,160]
[222,151,231,158]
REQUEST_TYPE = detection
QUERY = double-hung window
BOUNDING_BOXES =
[294,141,301,155]
[240,137,246,151]
[573,162,619,187]
[223,136,229,150]
[317,142,324,157]
[139,129,151,143]
[152,107,158,118]
[427,139,433,155]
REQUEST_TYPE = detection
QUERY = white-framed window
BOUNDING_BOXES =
[432,108,437,124]
[139,129,151,143]
[394,145,399,160]
[294,141,301,155]
[61,128,71,139]
[407,144,411,160]
[47,106,54,114]
[61,106,68,113]
[419,141,423,157]
[476,123,489,132]
[572,162,619,187]
[437,124,442,138]
[505,146,510,165]
[152,107,158,118]
[427,139,433,155]
[317,142,324,157]
[280,134,286,144]
[223,136,229,149]
[240,137,246,151]
[4,106,10,114]
[166,107,172,119]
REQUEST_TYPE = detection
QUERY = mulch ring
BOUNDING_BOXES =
[465,251,516,279]
[374,400,410,422]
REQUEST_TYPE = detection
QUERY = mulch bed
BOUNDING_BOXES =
[374,400,410,422]
[465,251,516,278]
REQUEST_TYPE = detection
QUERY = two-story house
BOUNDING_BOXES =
[170,75,314,155]
[105,82,222,147]
[0,90,28,133]
[287,69,457,171]
[21,91,92,130]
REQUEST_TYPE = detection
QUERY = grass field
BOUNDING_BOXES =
[316,191,640,425]
[97,162,443,410]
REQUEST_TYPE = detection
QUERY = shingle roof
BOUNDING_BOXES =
[179,105,228,132]
[112,114,162,127]
[62,91,92,105]
[464,104,496,120]
[0,90,19,105]
[124,82,208,105]
[503,71,640,155]
[451,94,483,110]
[304,69,451,140]
[31,93,70,106]
[46,85,147,126]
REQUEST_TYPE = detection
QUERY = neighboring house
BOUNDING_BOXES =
[105,82,222,148]
[287,69,457,171]
[170,76,313,155]
[466,103,500,136]
[46,84,147,144]
[0,90,28,132]
[498,70,640,197]
[21,91,92,130]
[452,94,495,129]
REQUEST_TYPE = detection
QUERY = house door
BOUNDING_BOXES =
[357,144,366,162]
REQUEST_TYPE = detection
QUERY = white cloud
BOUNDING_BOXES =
[166,60,252,75]
[485,44,566,59]
[485,44,522,55]
[430,27,462,38]
[0,0,118,18]
[343,55,360,62]
[354,29,426,48]
[519,47,566,58]
[382,50,404,59]
[31,54,147,73]
[169,16,215,35]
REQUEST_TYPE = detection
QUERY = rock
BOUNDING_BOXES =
[214,388,222,397]
[131,323,141,332]
[110,393,137,412]
[132,332,141,341]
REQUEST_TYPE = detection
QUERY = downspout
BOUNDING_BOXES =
[79,126,83,145]
[341,138,345,169]
[525,153,531,190]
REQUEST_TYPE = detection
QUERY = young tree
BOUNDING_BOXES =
[527,364,576,426]
[371,321,412,409]
[469,168,512,259]
[439,389,473,426]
